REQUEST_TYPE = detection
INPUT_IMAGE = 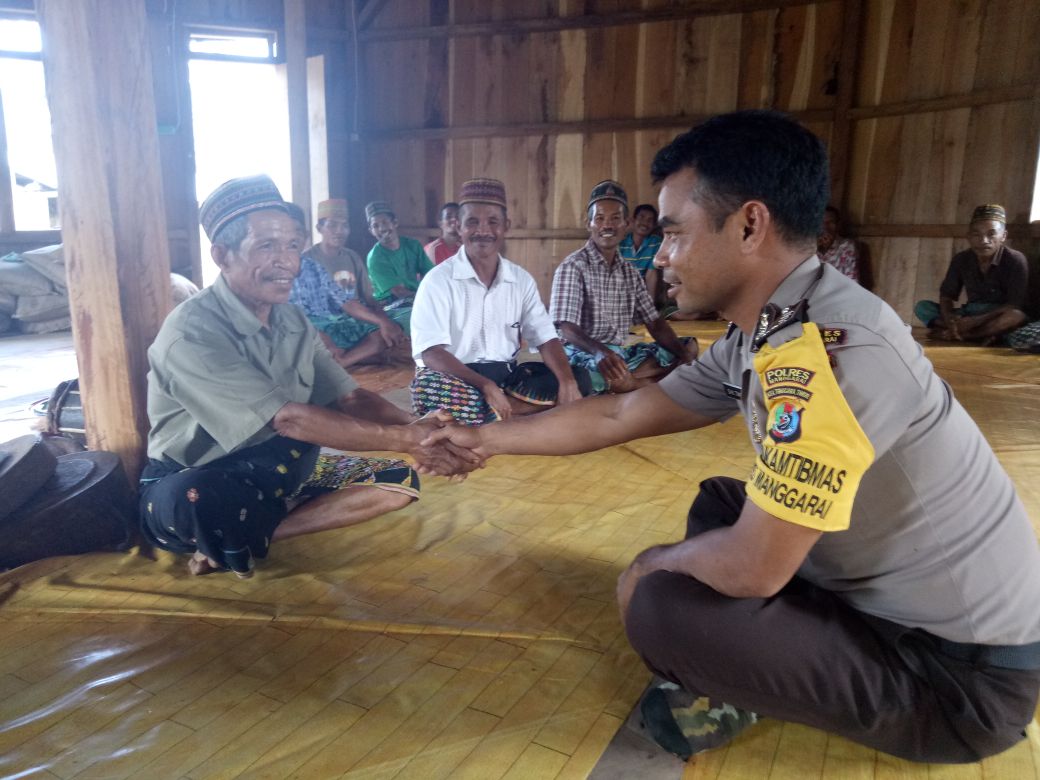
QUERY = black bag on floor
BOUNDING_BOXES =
[0,435,57,521]
[0,450,135,570]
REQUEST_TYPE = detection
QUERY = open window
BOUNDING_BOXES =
[0,16,59,233]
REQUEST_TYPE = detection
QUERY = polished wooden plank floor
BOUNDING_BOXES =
[1,325,1038,779]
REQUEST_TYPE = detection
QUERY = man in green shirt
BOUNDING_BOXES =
[365,200,434,305]
[139,176,476,578]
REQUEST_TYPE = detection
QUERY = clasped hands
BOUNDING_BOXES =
[407,411,488,480]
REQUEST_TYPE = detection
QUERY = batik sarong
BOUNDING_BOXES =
[140,436,418,576]
[410,361,567,425]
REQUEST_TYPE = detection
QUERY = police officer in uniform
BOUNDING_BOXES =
[423,110,1040,764]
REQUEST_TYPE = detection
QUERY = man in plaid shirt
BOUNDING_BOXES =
[550,180,697,393]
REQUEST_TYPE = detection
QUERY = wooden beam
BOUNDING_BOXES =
[854,223,1040,239]
[827,0,862,209]
[357,0,391,31]
[349,109,834,143]
[400,226,588,240]
[357,0,820,42]
[37,0,171,479]
[284,0,310,215]
[848,83,1036,120]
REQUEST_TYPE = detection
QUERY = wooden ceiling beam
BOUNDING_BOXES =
[848,83,1035,120]
[854,223,1040,239]
[357,0,820,43]
[349,109,834,142]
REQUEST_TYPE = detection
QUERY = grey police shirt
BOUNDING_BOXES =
[659,256,1040,645]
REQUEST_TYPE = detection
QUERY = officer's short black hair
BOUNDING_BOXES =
[650,110,829,246]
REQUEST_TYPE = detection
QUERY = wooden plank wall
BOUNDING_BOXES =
[315,0,1040,318]
[848,0,1040,319]
[3,0,1035,316]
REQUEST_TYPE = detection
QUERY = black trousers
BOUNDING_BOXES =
[623,477,1040,764]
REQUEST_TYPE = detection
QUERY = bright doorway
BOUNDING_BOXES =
[188,32,292,286]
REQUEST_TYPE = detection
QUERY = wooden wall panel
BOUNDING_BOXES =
[974,0,1040,89]
[362,40,428,129]
[672,15,744,115]
[319,0,1039,316]
[960,101,1037,224]
[774,2,841,111]
[738,9,778,108]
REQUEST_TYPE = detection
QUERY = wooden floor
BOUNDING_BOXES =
[1,325,1039,779]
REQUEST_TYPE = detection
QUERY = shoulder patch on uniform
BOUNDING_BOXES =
[821,328,847,346]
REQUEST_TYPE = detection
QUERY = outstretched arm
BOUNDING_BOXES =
[272,398,480,475]
[423,382,714,461]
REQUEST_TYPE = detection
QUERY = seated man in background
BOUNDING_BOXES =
[424,202,461,265]
[287,203,408,368]
[551,180,697,394]
[140,176,474,578]
[817,205,859,282]
[914,204,1028,344]
[619,202,663,300]
[365,200,433,308]
[307,199,413,334]
[410,177,588,424]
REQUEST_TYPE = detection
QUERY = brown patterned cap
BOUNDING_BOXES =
[199,174,287,242]
[458,178,507,210]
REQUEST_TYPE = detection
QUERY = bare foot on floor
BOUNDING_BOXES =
[188,551,224,576]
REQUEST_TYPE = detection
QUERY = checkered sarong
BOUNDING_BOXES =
[565,337,693,393]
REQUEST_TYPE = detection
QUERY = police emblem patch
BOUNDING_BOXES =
[768,402,803,443]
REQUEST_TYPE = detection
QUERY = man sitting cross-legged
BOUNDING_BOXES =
[551,180,697,394]
[287,200,409,368]
[139,176,478,578]
[409,177,589,425]
[914,204,1029,345]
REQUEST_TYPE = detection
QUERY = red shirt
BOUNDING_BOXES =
[424,237,460,265]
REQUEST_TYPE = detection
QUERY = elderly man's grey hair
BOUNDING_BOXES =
[212,214,250,251]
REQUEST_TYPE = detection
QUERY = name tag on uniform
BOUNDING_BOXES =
[723,382,743,400]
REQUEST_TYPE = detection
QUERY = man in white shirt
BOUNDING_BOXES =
[409,177,588,424]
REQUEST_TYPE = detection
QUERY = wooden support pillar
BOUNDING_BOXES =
[343,0,369,252]
[37,0,171,480]
[285,0,311,218]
